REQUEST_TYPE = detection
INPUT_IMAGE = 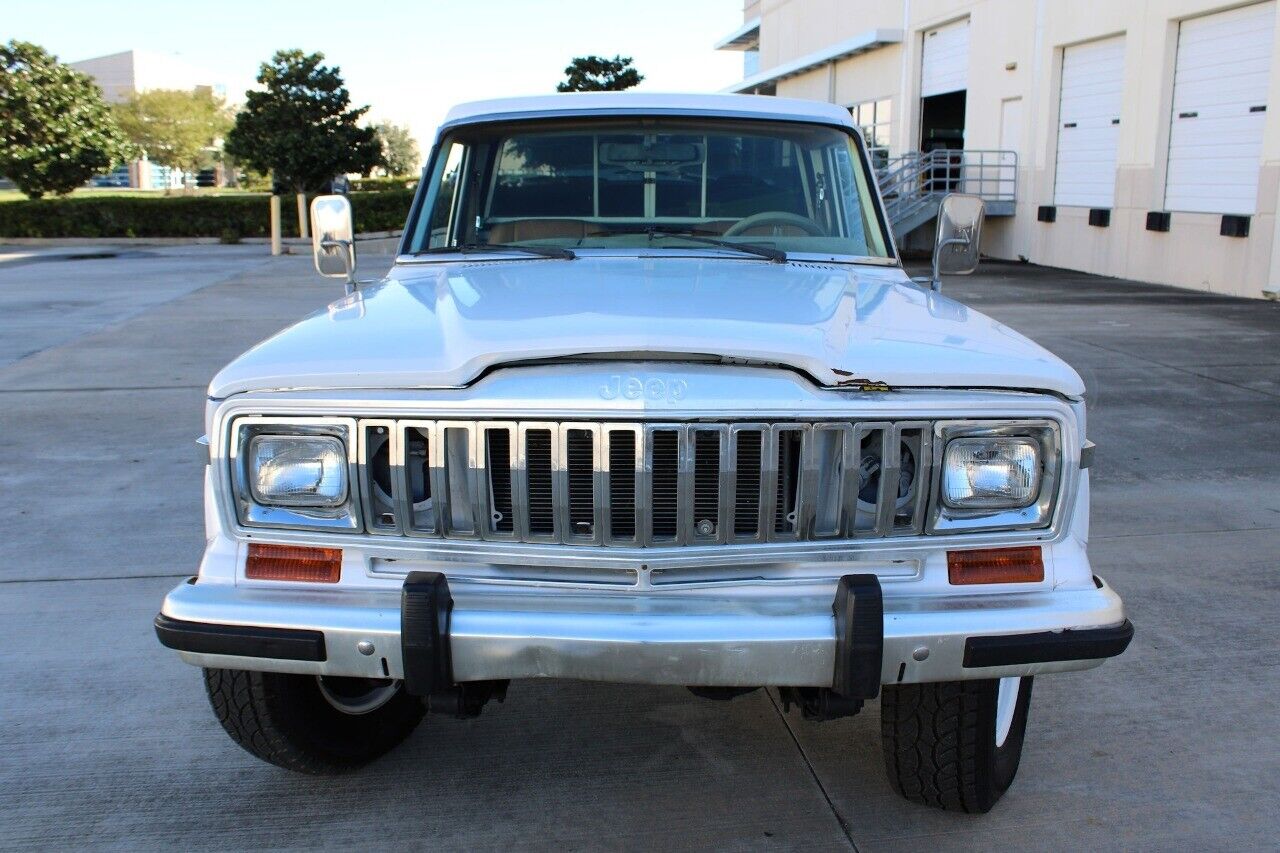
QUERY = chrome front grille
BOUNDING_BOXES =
[358,419,934,546]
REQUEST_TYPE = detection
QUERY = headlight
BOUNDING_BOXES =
[942,437,1040,509]
[929,421,1062,534]
[230,417,360,531]
[249,435,347,507]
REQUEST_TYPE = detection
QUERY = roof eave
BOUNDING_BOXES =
[713,17,762,51]
[724,28,904,93]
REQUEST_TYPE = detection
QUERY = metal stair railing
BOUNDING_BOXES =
[875,149,1017,239]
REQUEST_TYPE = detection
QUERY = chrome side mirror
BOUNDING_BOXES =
[926,194,985,292]
[310,194,356,289]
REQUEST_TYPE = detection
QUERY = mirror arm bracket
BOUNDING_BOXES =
[931,240,942,291]
[319,237,358,293]
[931,236,972,292]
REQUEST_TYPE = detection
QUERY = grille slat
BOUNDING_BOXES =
[608,430,637,540]
[525,429,555,537]
[693,430,721,539]
[893,423,932,535]
[440,426,476,536]
[733,429,764,537]
[566,428,596,539]
[773,429,803,536]
[777,427,807,539]
[399,423,437,535]
[810,424,851,538]
[650,430,679,541]
[363,419,933,547]
[485,428,514,534]
[359,422,399,533]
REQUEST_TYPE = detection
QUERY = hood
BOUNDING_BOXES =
[209,256,1084,399]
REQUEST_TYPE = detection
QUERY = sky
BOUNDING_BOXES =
[4,0,746,167]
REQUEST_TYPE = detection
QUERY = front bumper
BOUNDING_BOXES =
[156,574,1131,688]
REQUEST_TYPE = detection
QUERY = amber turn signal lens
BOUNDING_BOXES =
[947,546,1044,585]
[245,543,342,583]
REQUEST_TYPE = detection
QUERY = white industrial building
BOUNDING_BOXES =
[70,50,227,190]
[717,1,1280,299]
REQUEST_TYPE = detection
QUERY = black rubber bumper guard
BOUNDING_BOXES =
[832,574,883,699]
[400,571,507,716]
[400,570,454,696]
[154,614,326,662]
[963,619,1134,668]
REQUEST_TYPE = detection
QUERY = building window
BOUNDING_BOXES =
[744,49,760,77]
[850,99,892,165]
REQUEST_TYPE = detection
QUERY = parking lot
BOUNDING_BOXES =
[1,245,1277,851]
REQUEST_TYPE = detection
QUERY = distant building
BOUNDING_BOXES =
[70,49,228,190]
[716,1,1280,300]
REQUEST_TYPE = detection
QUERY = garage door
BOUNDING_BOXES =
[921,19,969,97]
[1053,36,1125,208]
[1165,1,1275,214]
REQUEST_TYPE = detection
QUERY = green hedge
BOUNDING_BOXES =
[0,190,415,239]
[349,176,419,192]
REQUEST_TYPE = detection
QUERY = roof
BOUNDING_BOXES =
[439,93,855,133]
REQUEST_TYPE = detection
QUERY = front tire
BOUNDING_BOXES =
[203,668,425,774]
[879,676,1033,813]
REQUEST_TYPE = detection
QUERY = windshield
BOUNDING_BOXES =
[405,117,892,260]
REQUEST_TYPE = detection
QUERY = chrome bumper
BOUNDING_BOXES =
[157,575,1130,687]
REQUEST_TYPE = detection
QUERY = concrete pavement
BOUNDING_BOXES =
[0,248,1276,850]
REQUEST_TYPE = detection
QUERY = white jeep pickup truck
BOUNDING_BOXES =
[155,93,1131,813]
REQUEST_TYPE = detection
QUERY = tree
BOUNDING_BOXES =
[557,55,644,92]
[114,88,231,180]
[374,121,420,175]
[225,49,381,193]
[0,40,134,198]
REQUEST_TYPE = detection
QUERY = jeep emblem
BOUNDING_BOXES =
[600,374,688,403]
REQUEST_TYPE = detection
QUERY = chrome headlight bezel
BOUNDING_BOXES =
[927,420,1062,534]
[229,416,361,532]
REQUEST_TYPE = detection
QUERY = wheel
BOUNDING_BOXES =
[722,211,828,237]
[203,668,426,774]
[879,676,1033,813]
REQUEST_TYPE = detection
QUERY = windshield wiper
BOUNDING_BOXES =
[418,243,576,260]
[590,226,787,263]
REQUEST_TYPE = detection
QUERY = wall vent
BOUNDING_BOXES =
[1220,215,1250,238]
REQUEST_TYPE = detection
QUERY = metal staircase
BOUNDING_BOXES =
[875,149,1017,242]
